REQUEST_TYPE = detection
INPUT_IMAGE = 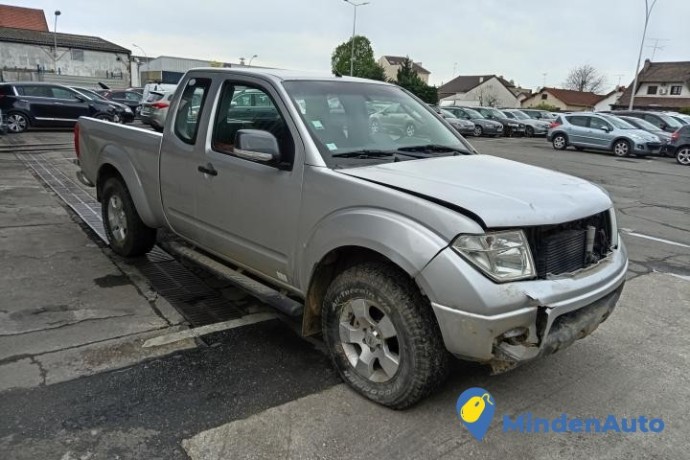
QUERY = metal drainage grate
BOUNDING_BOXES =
[21,152,245,326]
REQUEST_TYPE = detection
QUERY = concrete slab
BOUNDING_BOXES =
[183,272,690,460]
[0,359,42,392]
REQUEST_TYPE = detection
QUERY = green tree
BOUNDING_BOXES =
[331,35,386,81]
[533,102,560,112]
[393,57,438,104]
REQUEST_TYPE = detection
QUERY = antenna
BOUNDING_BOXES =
[646,37,669,61]
[614,74,625,86]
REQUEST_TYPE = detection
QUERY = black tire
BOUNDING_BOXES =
[473,125,483,137]
[612,139,631,157]
[322,261,450,409]
[101,177,156,257]
[525,126,534,138]
[552,133,568,150]
[6,112,29,133]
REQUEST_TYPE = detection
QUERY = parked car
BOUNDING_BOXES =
[502,109,550,137]
[96,89,144,116]
[139,91,166,125]
[70,86,134,123]
[474,106,525,137]
[369,102,427,137]
[0,82,128,133]
[430,106,475,136]
[443,106,503,137]
[664,112,690,126]
[613,115,673,156]
[547,112,662,156]
[668,125,690,166]
[612,110,683,133]
[75,68,627,408]
[148,92,174,132]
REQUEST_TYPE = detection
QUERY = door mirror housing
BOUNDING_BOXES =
[600,125,611,132]
[234,129,282,165]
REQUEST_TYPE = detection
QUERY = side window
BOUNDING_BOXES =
[643,114,662,128]
[125,92,141,102]
[174,78,211,145]
[51,87,79,100]
[589,117,610,130]
[19,85,52,97]
[212,82,294,166]
[567,116,588,127]
[503,112,515,119]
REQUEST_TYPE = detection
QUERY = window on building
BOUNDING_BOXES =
[647,85,658,95]
[541,94,547,100]
[71,49,84,61]
[670,85,682,95]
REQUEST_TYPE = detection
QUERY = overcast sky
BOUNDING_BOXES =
[12,0,690,91]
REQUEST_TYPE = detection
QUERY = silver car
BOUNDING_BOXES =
[502,109,551,137]
[548,112,662,156]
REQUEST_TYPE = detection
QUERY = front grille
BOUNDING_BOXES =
[527,211,611,279]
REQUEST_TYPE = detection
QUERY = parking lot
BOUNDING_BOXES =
[1,129,689,460]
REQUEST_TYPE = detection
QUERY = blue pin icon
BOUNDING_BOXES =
[456,387,496,441]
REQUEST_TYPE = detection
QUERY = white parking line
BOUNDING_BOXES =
[621,229,690,249]
[142,312,279,348]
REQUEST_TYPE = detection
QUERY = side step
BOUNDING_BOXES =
[166,242,304,317]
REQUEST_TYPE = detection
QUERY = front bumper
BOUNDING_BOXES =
[632,141,662,155]
[417,238,628,371]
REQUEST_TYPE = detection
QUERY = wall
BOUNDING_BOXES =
[594,91,623,112]
[0,41,130,82]
[522,91,568,110]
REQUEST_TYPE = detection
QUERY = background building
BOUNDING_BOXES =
[521,87,605,112]
[613,60,690,111]
[438,74,521,107]
[378,56,430,83]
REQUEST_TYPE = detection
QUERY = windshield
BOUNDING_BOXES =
[658,114,683,129]
[603,115,635,129]
[509,110,530,120]
[283,81,472,167]
[463,108,484,119]
[621,117,658,131]
[482,108,504,118]
[440,109,457,118]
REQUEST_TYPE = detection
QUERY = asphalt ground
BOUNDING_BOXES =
[0,128,688,460]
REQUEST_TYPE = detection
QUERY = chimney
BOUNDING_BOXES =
[479,76,484,83]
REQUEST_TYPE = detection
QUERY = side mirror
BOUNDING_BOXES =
[660,123,667,130]
[601,125,611,132]
[234,129,282,165]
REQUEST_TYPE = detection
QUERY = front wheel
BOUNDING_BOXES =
[613,139,631,157]
[552,133,567,150]
[677,146,690,166]
[101,177,156,257]
[473,125,483,137]
[525,126,534,138]
[322,261,450,409]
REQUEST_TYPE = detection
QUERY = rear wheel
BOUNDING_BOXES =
[613,139,631,157]
[6,112,29,133]
[101,177,156,257]
[552,133,567,150]
[677,146,690,166]
[322,261,450,409]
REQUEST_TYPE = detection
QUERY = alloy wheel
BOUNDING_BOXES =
[107,195,128,243]
[677,147,690,165]
[7,114,28,133]
[613,141,630,157]
[339,298,400,383]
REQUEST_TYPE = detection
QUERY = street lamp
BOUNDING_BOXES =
[53,10,61,71]
[132,43,148,59]
[629,0,658,110]
[343,0,370,76]
[248,54,258,66]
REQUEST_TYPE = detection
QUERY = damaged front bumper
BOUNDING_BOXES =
[416,239,628,373]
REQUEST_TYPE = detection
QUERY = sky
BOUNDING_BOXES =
[10,0,690,92]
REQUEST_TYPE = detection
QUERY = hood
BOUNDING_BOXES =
[339,155,611,228]
[629,129,660,142]
[473,118,502,127]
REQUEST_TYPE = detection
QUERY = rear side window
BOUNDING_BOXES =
[174,78,211,145]
[567,116,589,127]
[0,85,14,96]
[18,85,52,97]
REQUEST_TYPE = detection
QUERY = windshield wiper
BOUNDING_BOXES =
[331,149,398,159]
[397,144,470,155]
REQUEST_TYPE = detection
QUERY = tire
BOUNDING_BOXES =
[613,139,631,157]
[405,123,415,137]
[677,146,690,166]
[101,177,156,257]
[473,125,483,137]
[552,133,567,150]
[6,112,29,133]
[525,126,534,138]
[96,113,114,122]
[322,261,450,409]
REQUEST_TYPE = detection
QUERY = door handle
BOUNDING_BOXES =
[197,163,218,176]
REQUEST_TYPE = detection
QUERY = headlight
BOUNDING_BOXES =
[452,230,535,282]
[509,122,519,127]
[125,107,133,113]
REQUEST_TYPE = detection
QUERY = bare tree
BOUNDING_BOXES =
[477,86,500,107]
[563,65,607,93]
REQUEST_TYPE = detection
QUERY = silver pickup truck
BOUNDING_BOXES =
[75,68,628,408]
